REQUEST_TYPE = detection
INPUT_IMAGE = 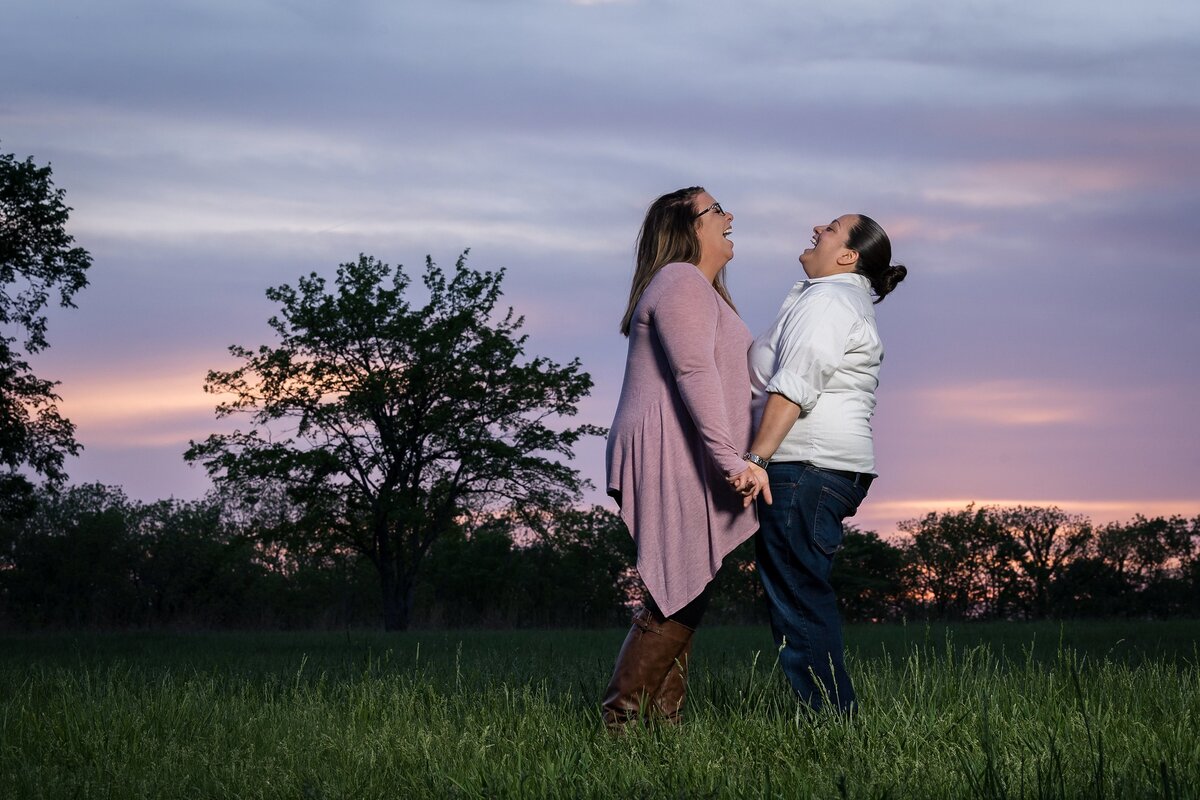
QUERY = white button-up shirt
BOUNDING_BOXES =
[749,272,882,474]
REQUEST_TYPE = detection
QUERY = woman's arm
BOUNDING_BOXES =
[727,393,798,507]
[747,392,801,462]
[651,265,747,479]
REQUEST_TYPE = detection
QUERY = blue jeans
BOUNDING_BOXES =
[755,462,868,714]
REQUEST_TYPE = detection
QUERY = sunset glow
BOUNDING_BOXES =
[857,497,1200,538]
[57,374,211,425]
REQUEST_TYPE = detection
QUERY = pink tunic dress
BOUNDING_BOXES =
[605,262,758,616]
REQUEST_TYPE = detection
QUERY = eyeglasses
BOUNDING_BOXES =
[694,202,726,219]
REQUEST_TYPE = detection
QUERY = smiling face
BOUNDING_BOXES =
[692,191,734,279]
[799,214,861,279]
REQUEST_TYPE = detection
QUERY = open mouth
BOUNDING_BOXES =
[723,227,733,239]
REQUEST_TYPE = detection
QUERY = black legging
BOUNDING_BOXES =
[643,583,712,630]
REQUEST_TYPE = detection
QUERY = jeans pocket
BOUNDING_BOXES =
[811,484,862,555]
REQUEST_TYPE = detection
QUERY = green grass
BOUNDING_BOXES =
[2,621,1198,799]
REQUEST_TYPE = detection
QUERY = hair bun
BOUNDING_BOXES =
[882,263,907,295]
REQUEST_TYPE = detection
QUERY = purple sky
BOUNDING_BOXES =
[4,0,1198,535]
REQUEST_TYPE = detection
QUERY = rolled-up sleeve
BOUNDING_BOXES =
[764,292,858,414]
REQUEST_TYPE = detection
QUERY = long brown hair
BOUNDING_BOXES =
[619,186,737,336]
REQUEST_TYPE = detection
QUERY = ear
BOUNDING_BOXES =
[837,249,860,267]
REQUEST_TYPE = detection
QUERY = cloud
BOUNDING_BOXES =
[923,160,1151,210]
[919,380,1104,427]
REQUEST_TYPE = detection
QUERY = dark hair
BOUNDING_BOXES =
[619,186,736,336]
[847,214,907,304]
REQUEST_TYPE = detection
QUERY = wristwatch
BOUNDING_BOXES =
[742,452,770,469]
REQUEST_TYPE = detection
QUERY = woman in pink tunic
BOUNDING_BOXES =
[601,186,769,729]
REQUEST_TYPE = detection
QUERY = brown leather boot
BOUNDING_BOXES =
[652,632,693,724]
[601,607,693,731]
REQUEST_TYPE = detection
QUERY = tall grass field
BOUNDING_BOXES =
[3,620,1198,798]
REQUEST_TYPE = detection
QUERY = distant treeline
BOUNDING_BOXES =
[1,484,1197,629]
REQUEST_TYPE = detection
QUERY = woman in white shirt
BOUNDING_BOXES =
[736,213,906,714]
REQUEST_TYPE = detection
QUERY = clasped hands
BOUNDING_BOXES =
[729,463,772,508]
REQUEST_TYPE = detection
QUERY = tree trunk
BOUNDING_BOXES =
[372,509,409,631]
[380,564,416,631]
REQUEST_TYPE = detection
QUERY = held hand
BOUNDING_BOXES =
[727,471,749,492]
[754,463,773,506]
[729,464,772,507]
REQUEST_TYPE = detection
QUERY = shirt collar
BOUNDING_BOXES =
[801,272,872,290]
